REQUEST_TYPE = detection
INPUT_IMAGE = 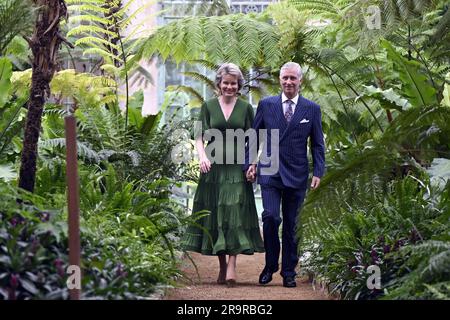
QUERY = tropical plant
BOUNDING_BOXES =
[65,0,157,128]
[0,0,35,56]
[300,175,449,300]
[18,0,70,192]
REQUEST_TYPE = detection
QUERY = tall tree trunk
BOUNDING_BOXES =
[18,0,67,192]
[102,0,122,68]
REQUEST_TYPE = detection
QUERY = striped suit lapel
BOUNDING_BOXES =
[273,95,287,133]
[290,96,308,128]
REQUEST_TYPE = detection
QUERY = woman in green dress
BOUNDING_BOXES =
[182,63,264,287]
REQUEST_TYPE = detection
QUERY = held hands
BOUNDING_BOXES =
[199,155,211,173]
[311,176,321,189]
[246,164,257,182]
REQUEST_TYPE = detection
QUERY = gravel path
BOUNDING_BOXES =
[165,252,330,300]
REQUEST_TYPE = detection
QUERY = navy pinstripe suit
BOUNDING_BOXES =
[245,94,325,278]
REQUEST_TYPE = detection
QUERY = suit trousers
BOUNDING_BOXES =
[260,181,306,278]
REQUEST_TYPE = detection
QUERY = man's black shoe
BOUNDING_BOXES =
[258,270,273,285]
[283,276,296,288]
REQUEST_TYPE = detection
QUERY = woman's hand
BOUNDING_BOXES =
[199,155,211,173]
[246,164,256,182]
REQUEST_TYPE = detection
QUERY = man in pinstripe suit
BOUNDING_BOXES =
[244,62,325,288]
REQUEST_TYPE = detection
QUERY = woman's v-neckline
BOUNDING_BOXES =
[217,97,238,123]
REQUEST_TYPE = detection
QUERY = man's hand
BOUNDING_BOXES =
[311,176,321,189]
[246,164,257,182]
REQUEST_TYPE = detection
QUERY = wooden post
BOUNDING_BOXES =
[65,114,81,300]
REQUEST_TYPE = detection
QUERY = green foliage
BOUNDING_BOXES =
[0,162,193,299]
[301,105,450,237]
[135,13,283,69]
[382,40,437,107]
[1,0,448,300]
[299,104,450,299]
[289,0,438,44]
[300,176,449,300]
[0,58,27,162]
[360,85,412,111]
[51,69,117,108]
[0,0,35,55]
[0,181,70,299]
[385,239,450,299]
[0,58,12,108]
[65,0,155,76]
[75,163,202,298]
[127,90,161,136]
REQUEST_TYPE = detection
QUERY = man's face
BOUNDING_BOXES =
[280,68,302,99]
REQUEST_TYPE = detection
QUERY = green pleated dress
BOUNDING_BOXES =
[182,98,265,256]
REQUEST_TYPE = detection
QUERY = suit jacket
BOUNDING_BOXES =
[244,94,325,189]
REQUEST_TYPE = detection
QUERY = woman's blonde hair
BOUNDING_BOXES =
[215,63,244,95]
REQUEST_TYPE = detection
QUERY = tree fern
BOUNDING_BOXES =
[290,0,439,51]
[181,18,205,60]
[203,15,226,61]
[236,16,261,66]
[66,0,157,124]
[50,69,117,108]
[135,13,283,69]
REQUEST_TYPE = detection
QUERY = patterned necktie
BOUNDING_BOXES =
[284,100,294,122]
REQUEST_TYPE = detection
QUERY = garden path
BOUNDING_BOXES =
[165,252,330,300]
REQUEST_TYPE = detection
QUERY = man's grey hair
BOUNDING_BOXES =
[280,62,303,80]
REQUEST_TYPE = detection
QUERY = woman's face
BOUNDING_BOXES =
[220,74,239,97]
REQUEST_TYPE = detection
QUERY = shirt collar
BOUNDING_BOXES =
[282,93,299,106]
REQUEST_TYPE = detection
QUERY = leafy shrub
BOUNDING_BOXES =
[0,182,69,299]
[0,171,191,299]
[300,176,450,300]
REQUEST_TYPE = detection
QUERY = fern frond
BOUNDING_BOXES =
[222,17,241,63]
[167,85,204,104]
[181,71,215,91]
[203,16,226,62]
[289,0,339,16]
[258,21,283,69]
[74,36,121,51]
[67,24,117,38]
[83,47,123,63]
[69,14,110,25]
[236,15,260,66]
[39,138,100,162]
[99,63,121,76]
[68,4,109,14]
[183,17,205,59]
[136,13,282,68]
